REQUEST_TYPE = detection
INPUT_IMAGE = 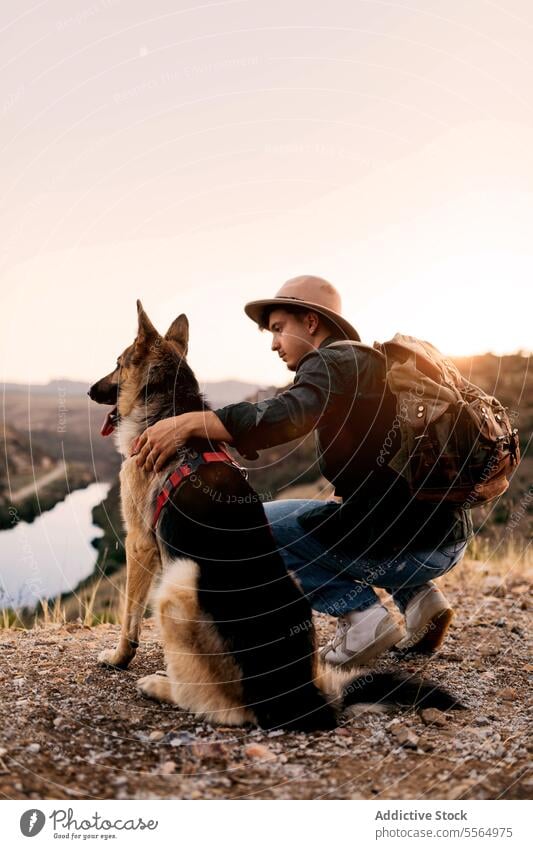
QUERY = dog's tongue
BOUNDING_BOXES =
[100,406,117,437]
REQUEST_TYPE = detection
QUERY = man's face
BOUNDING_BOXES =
[268,308,319,371]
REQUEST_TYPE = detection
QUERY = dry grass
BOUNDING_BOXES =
[0,550,122,631]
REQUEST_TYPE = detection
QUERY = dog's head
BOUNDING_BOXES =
[88,300,190,438]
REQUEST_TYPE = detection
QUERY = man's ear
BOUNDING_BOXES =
[305,310,321,335]
[135,299,159,349]
[165,313,189,356]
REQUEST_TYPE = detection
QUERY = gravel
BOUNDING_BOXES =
[0,566,531,800]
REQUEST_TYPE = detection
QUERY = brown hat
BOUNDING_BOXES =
[244,275,361,342]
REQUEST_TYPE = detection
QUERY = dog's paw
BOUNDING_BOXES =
[98,648,132,669]
[136,674,160,699]
[137,674,172,703]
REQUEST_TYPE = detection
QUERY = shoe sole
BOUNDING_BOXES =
[322,623,405,671]
[396,607,454,654]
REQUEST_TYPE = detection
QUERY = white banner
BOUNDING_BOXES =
[2,799,529,848]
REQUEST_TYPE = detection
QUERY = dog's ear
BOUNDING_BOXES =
[165,313,189,356]
[135,300,159,349]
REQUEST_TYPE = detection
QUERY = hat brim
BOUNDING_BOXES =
[244,298,361,342]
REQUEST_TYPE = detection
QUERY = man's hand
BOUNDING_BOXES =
[132,413,197,472]
[131,410,233,472]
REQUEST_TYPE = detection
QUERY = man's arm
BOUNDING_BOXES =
[188,409,234,442]
[133,348,350,470]
[214,349,348,459]
[133,410,234,471]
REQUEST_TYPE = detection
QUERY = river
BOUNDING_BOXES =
[0,482,111,610]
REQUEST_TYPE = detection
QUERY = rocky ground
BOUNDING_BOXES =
[0,558,531,801]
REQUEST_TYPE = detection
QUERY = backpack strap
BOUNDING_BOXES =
[327,339,386,360]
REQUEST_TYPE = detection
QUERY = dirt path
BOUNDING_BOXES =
[10,461,67,503]
[0,561,531,800]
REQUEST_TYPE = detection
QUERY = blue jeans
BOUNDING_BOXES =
[263,499,468,616]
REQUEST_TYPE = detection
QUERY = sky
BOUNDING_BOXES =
[0,0,532,388]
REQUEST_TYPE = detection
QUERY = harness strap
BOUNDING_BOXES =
[152,446,246,531]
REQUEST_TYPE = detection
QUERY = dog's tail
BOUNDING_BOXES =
[254,682,338,733]
[341,671,464,712]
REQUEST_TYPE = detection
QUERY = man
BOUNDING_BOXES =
[133,276,473,667]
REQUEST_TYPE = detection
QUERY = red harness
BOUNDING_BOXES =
[152,444,247,531]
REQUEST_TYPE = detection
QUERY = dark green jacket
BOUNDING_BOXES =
[215,336,473,553]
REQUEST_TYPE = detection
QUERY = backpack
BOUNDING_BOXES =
[328,335,520,506]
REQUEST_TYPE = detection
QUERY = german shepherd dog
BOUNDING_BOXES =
[88,301,460,730]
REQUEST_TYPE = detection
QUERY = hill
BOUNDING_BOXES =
[4,378,262,409]
[0,424,94,530]
[1,378,262,484]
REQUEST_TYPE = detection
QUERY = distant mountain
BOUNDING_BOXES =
[4,378,264,407]
[198,379,264,408]
[4,379,91,395]
[1,423,49,483]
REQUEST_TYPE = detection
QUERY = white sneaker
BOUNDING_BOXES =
[395,582,454,653]
[321,603,405,669]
